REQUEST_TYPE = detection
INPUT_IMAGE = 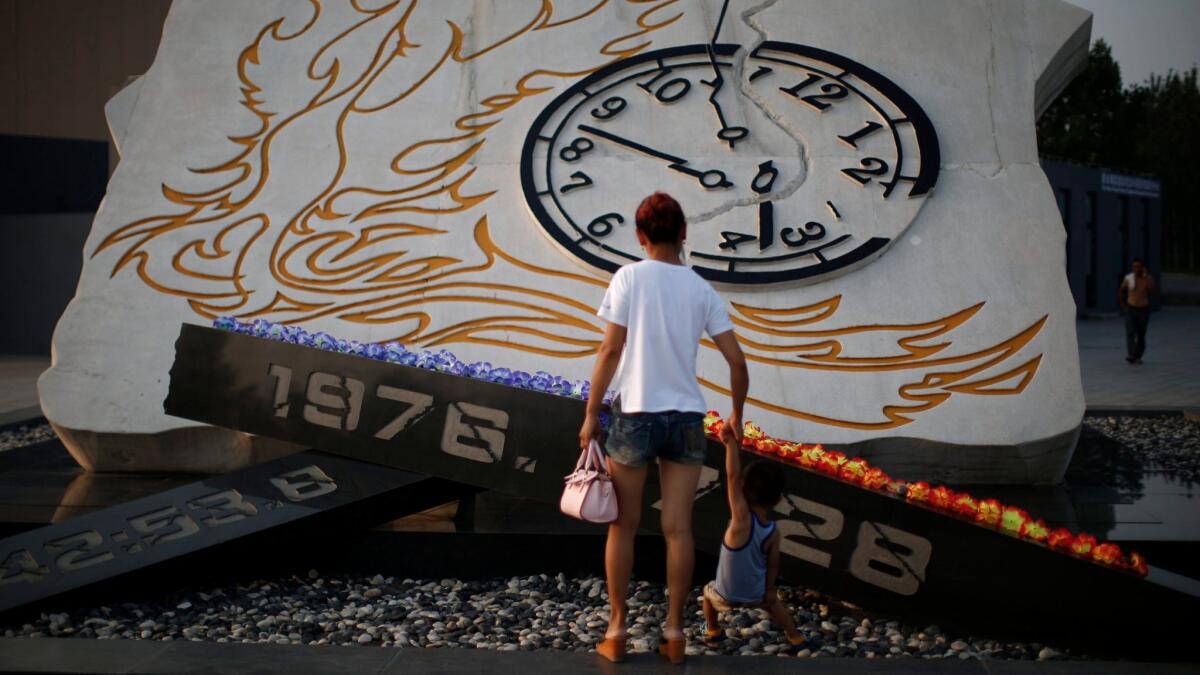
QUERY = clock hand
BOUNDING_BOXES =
[752,161,778,250]
[702,0,747,147]
[578,124,733,189]
[710,0,730,44]
[702,46,748,147]
[579,123,687,167]
[757,200,775,250]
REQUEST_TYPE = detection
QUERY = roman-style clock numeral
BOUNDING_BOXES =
[781,222,827,248]
[838,121,883,149]
[637,63,691,103]
[559,138,594,162]
[719,231,756,251]
[780,73,848,112]
[587,213,624,237]
[590,96,627,120]
[842,157,890,187]
[781,73,820,97]
[560,171,592,194]
[749,65,773,82]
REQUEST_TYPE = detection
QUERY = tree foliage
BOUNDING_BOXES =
[1037,39,1200,272]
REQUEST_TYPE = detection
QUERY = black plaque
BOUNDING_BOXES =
[162,326,1200,653]
[0,451,455,612]
[163,325,1198,654]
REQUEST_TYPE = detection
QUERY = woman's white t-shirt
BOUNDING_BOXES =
[597,259,735,413]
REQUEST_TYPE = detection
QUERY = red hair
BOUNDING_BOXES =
[635,192,685,244]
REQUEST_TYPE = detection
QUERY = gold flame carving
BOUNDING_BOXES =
[93,0,1046,431]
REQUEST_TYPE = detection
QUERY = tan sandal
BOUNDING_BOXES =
[658,636,686,664]
[597,636,627,663]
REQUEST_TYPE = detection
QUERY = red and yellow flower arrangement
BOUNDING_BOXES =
[703,411,1148,576]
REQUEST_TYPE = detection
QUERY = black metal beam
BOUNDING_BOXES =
[0,450,470,614]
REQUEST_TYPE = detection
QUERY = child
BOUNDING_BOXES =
[702,429,806,647]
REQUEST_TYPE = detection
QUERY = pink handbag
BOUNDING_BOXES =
[560,439,618,523]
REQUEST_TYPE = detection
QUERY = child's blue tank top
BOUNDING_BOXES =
[714,513,775,603]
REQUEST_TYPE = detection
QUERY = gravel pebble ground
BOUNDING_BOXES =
[1084,415,1200,480]
[0,422,54,452]
[0,573,1074,661]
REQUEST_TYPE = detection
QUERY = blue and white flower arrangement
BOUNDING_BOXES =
[213,317,614,409]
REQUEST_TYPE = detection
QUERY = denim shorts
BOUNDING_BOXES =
[604,409,707,468]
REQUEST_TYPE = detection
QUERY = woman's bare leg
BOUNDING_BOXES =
[658,459,702,640]
[605,458,647,640]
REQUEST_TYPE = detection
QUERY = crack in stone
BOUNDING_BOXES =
[981,1,1004,177]
[685,0,810,228]
[336,375,353,430]
[453,403,501,464]
[941,162,1024,180]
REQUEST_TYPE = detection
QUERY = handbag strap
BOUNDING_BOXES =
[572,445,590,473]
[587,439,608,476]
[569,440,610,477]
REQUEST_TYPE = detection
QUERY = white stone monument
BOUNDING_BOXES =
[41,0,1092,483]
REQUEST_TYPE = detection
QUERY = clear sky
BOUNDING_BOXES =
[1067,0,1200,87]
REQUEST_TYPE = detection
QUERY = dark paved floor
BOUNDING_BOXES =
[0,356,45,420]
[0,440,195,536]
[1,638,1197,675]
[1077,306,1200,411]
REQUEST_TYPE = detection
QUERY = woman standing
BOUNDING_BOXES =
[578,192,749,664]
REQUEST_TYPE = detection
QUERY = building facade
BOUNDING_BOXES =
[1042,158,1162,315]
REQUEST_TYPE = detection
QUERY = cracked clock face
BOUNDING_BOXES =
[520,42,940,285]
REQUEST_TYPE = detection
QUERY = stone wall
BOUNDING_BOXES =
[40,0,1093,483]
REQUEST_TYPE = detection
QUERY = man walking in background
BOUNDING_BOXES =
[1119,258,1157,365]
